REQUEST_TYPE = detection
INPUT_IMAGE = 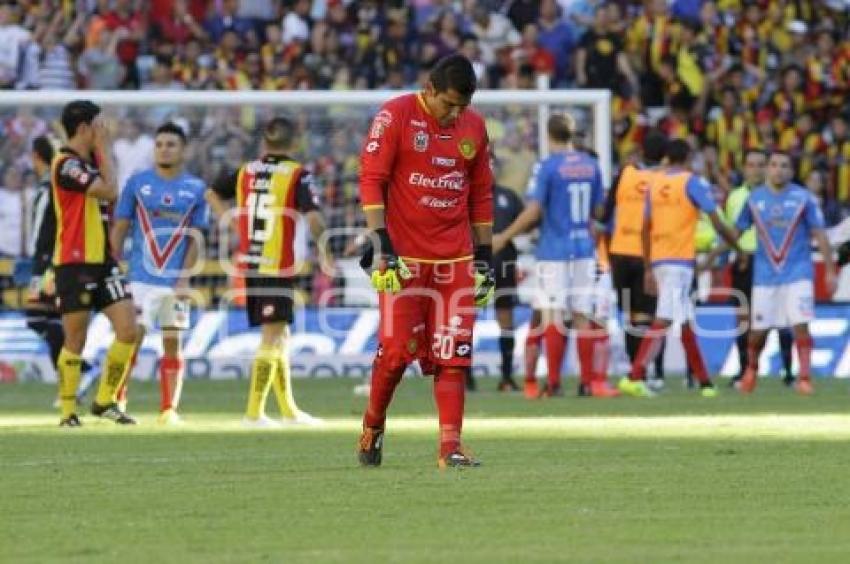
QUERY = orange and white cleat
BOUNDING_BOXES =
[739,367,758,393]
[524,379,539,400]
[795,378,814,396]
[589,380,621,398]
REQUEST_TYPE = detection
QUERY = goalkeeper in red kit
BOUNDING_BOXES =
[357,54,495,469]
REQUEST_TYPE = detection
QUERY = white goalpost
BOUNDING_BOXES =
[0,88,613,183]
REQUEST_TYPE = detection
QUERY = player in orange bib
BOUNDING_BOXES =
[618,139,740,398]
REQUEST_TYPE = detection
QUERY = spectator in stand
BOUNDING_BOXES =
[102,0,146,88]
[0,4,34,89]
[114,118,154,191]
[806,168,845,228]
[576,5,638,95]
[505,0,539,34]
[828,114,850,202]
[205,0,254,43]
[537,0,575,87]
[283,0,312,45]
[77,28,124,89]
[151,0,207,47]
[0,166,24,258]
[470,5,521,68]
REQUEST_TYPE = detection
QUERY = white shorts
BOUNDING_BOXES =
[129,281,189,330]
[532,259,595,316]
[653,263,695,324]
[751,280,814,330]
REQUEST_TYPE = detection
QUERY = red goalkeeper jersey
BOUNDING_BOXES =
[360,93,494,262]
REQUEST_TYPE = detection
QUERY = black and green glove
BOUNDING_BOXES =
[473,245,495,307]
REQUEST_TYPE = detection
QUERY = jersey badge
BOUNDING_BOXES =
[458,138,477,160]
[414,130,428,152]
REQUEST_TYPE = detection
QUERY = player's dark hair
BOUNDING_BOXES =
[666,139,691,165]
[429,53,477,98]
[642,129,668,165]
[263,116,296,151]
[155,122,187,144]
[61,100,101,138]
[547,113,573,143]
[32,135,54,165]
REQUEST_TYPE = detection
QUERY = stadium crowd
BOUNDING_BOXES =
[1,0,849,305]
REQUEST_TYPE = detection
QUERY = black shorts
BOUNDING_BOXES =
[493,257,518,309]
[729,254,753,307]
[245,274,294,327]
[610,254,657,317]
[54,263,131,315]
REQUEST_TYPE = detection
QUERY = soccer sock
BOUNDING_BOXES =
[272,351,300,418]
[653,337,666,379]
[624,327,641,364]
[57,347,82,419]
[736,332,749,378]
[746,339,762,372]
[681,324,711,386]
[95,340,134,406]
[590,322,610,382]
[434,366,465,457]
[629,321,667,381]
[364,356,405,429]
[115,333,142,409]
[543,323,566,390]
[159,356,183,412]
[796,335,813,382]
[44,321,65,370]
[524,330,542,383]
[577,331,595,387]
[498,333,514,381]
[245,345,277,419]
[779,328,794,379]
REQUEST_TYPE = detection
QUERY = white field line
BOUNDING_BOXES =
[3,414,850,440]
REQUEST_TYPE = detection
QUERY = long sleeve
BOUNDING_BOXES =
[359,104,402,211]
[468,128,494,225]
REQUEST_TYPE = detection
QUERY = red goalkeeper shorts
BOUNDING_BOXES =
[377,260,476,369]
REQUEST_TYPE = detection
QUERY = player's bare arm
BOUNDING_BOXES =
[176,229,202,291]
[204,188,236,235]
[813,228,838,296]
[709,210,743,255]
[493,201,540,253]
[305,209,335,276]
[110,218,131,261]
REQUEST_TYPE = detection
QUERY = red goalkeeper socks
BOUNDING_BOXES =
[434,367,465,457]
[680,324,711,386]
[577,332,595,387]
[629,320,667,381]
[590,325,610,383]
[159,356,183,412]
[543,323,566,390]
[364,356,405,429]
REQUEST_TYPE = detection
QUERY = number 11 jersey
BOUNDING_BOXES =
[526,150,604,261]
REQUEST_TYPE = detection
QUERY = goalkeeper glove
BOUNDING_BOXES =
[473,245,495,307]
[368,228,411,293]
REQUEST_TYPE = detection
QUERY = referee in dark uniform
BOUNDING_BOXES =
[492,183,524,391]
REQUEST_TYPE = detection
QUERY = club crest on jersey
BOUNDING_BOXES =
[458,138,477,160]
[161,193,174,206]
[413,130,429,152]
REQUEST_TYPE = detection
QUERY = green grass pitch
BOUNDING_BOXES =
[2,377,850,563]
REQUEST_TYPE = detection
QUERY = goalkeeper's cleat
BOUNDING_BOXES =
[157,409,182,425]
[59,414,82,427]
[241,415,282,429]
[358,426,384,467]
[524,379,539,400]
[589,380,621,398]
[795,378,814,396]
[738,367,757,394]
[728,375,742,389]
[91,402,137,425]
[647,376,666,392]
[617,377,656,398]
[782,374,796,388]
[700,383,718,398]
[497,377,520,392]
[438,448,481,469]
[281,410,323,426]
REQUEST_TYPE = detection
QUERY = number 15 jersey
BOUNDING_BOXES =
[526,150,604,261]
[211,154,318,276]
